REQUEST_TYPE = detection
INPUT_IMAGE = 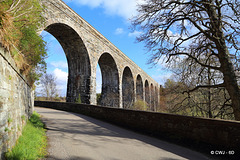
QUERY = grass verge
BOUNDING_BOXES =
[5,111,47,160]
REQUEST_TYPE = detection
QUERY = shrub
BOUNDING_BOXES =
[0,0,47,86]
[76,94,82,104]
[132,100,148,111]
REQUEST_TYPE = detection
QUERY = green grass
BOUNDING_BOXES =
[5,112,48,160]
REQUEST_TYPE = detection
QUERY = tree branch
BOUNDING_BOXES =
[168,52,221,70]
[183,83,225,94]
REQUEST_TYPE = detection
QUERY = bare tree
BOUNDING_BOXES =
[40,73,58,100]
[132,0,240,120]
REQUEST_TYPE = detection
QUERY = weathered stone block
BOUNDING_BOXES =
[0,112,7,127]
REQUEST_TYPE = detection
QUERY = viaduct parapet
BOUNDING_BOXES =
[41,0,160,109]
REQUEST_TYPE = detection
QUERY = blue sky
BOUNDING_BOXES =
[38,0,172,96]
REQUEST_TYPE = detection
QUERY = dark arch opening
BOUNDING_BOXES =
[150,83,155,111]
[122,67,134,109]
[98,53,119,107]
[136,75,143,101]
[145,80,150,108]
[44,23,91,104]
[155,86,158,110]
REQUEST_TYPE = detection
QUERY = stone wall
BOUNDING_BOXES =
[0,47,34,159]
[35,101,240,158]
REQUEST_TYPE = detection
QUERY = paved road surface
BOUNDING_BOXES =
[35,107,209,160]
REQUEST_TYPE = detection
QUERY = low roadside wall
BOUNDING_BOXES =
[35,101,240,157]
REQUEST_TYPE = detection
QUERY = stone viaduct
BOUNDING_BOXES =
[40,0,160,109]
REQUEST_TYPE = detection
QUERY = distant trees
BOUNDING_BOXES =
[160,77,234,120]
[40,73,59,101]
[132,0,240,120]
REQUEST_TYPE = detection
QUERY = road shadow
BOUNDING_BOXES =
[36,107,210,160]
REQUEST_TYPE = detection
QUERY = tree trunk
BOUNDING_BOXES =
[206,2,240,120]
[220,57,240,120]
[218,45,240,120]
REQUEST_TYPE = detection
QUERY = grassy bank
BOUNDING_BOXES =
[5,112,47,160]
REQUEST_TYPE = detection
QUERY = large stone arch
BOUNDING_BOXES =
[44,23,91,104]
[98,53,119,107]
[122,67,134,109]
[136,75,143,101]
[145,80,150,108]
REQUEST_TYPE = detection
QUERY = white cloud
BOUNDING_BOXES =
[128,30,142,37]
[53,68,68,96]
[115,28,124,35]
[50,61,68,69]
[53,68,68,86]
[64,0,146,20]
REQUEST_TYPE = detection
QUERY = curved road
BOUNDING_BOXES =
[35,107,209,160]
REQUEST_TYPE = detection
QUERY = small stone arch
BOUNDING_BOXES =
[150,83,155,111]
[98,53,119,107]
[44,23,91,104]
[155,86,159,110]
[122,67,134,109]
[145,80,150,108]
[136,75,143,101]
